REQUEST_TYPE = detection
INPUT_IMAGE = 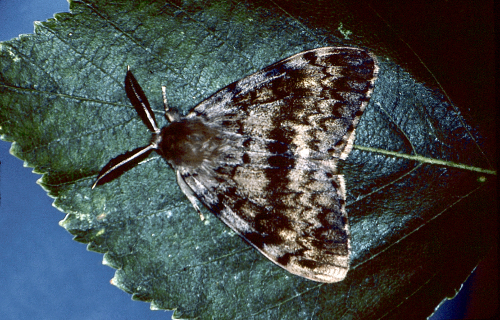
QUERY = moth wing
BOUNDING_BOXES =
[180,47,378,283]
[188,47,378,160]
[179,161,350,283]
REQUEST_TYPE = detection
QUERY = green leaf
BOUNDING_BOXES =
[0,0,495,319]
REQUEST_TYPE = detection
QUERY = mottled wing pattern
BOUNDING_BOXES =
[179,47,378,282]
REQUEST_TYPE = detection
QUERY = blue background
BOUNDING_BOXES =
[0,0,495,319]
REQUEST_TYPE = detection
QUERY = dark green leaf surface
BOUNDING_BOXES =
[0,0,496,319]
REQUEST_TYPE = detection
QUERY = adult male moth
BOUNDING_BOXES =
[93,47,378,283]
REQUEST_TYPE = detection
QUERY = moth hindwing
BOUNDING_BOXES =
[93,47,378,283]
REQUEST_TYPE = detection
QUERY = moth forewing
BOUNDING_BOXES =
[93,47,378,283]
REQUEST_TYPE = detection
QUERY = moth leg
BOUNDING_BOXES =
[162,86,181,123]
[176,170,205,221]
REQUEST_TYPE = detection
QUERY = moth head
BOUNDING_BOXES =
[157,119,223,168]
[92,69,221,188]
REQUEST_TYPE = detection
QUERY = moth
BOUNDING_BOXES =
[93,47,378,283]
